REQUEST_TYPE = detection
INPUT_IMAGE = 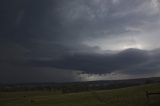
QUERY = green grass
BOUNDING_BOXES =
[0,83,160,106]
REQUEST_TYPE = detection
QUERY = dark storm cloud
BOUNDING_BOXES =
[0,63,79,83]
[53,0,160,41]
[0,0,58,44]
[123,49,160,75]
[23,49,155,75]
[1,0,159,48]
[1,0,160,83]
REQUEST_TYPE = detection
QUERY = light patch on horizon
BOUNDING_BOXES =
[79,72,131,81]
[122,44,143,50]
[79,71,159,81]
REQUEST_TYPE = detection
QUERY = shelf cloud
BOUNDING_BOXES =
[0,0,160,83]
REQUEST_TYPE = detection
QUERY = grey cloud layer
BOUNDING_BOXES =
[1,0,160,48]
[23,49,159,75]
[1,0,160,83]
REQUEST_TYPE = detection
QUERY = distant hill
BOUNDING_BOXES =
[0,77,160,92]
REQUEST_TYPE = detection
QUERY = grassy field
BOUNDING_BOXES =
[0,83,160,106]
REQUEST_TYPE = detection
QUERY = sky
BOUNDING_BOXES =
[0,0,160,83]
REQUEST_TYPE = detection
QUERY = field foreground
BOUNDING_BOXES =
[0,83,160,106]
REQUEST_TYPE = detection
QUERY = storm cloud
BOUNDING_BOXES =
[20,48,160,77]
[0,0,160,83]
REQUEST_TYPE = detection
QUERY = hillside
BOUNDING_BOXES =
[0,83,160,106]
